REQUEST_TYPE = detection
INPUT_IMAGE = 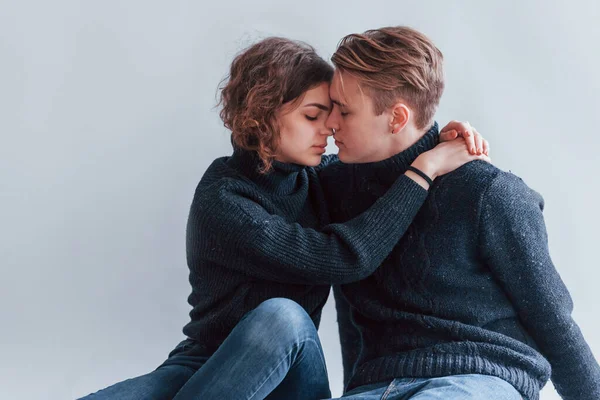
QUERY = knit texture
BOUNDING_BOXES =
[320,123,600,400]
[182,147,428,356]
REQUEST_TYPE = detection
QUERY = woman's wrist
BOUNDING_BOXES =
[411,155,437,180]
[404,169,430,190]
[407,166,434,187]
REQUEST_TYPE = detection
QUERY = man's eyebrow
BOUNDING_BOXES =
[303,103,331,112]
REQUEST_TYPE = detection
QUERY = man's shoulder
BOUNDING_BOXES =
[438,160,540,202]
[440,159,500,183]
[439,160,543,211]
[432,160,497,200]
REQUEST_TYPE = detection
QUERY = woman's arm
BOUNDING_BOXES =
[189,172,427,285]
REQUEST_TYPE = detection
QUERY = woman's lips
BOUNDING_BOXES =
[312,144,327,153]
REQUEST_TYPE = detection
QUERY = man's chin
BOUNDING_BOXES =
[337,150,354,164]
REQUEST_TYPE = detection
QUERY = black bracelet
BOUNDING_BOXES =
[407,166,433,186]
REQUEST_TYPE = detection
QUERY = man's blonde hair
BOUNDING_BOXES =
[332,26,444,129]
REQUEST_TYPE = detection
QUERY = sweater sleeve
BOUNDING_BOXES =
[189,174,427,285]
[333,285,362,391]
[479,171,600,400]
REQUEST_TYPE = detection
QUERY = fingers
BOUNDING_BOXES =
[464,131,477,154]
[441,120,470,137]
[471,128,490,156]
[439,129,459,142]
[473,129,483,155]
[459,138,491,164]
[439,120,459,133]
[440,121,488,156]
[450,121,476,153]
[470,152,492,164]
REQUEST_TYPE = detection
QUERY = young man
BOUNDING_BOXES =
[321,26,600,400]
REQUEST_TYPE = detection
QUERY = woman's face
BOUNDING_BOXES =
[275,82,333,166]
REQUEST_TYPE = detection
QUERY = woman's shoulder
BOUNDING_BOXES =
[191,156,256,202]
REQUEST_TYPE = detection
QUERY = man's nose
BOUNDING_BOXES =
[325,113,338,132]
[321,127,334,136]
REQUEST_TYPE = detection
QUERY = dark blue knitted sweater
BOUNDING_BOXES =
[320,124,600,400]
[181,147,428,356]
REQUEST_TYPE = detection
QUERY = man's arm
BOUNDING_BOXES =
[479,171,600,399]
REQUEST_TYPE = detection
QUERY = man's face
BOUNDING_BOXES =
[325,71,392,163]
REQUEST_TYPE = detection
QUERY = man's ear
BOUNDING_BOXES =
[390,102,410,134]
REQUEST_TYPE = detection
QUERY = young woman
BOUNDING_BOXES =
[79,37,489,400]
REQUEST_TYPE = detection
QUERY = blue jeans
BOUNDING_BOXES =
[76,341,208,400]
[79,298,330,400]
[331,374,522,399]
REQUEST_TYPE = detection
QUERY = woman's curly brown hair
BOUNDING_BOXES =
[219,37,333,172]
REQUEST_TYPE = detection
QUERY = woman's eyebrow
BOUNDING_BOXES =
[303,103,331,111]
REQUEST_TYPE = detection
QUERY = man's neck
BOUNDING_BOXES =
[373,126,429,163]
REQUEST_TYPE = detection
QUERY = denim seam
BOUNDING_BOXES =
[381,379,398,400]
[246,338,326,400]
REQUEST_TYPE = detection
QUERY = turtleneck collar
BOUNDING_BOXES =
[226,147,306,195]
